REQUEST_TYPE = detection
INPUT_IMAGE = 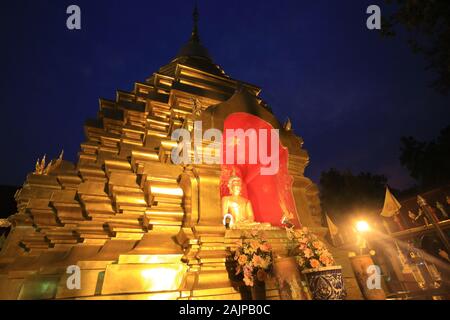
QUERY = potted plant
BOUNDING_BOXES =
[230,230,273,300]
[286,227,346,300]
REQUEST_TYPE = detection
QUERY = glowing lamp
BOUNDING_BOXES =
[355,220,370,233]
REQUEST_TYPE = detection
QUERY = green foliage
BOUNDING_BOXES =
[382,0,450,94]
[400,125,450,189]
[319,169,387,222]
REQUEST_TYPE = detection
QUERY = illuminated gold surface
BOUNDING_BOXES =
[56,269,104,299]
[101,264,187,295]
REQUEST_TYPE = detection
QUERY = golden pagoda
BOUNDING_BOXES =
[0,7,362,300]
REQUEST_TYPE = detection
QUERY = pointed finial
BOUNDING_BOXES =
[35,158,40,174]
[34,154,47,175]
[191,2,200,42]
[284,118,292,131]
[176,1,212,60]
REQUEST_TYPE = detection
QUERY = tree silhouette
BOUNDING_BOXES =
[382,0,450,94]
[319,169,387,223]
[400,125,450,189]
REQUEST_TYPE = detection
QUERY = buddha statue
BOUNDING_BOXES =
[221,170,255,229]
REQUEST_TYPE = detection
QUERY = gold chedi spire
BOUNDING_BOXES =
[176,3,211,60]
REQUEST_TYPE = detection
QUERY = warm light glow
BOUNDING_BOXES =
[141,268,181,291]
[355,220,370,233]
[150,186,183,197]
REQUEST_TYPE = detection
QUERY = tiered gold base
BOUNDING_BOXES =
[0,225,310,300]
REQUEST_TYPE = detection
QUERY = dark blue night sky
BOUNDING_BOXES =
[0,0,449,189]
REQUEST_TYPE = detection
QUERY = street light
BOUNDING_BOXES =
[355,220,371,255]
[356,220,370,233]
[349,220,387,300]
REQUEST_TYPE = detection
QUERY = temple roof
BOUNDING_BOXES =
[217,86,264,111]
[218,86,271,112]
[201,86,279,130]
